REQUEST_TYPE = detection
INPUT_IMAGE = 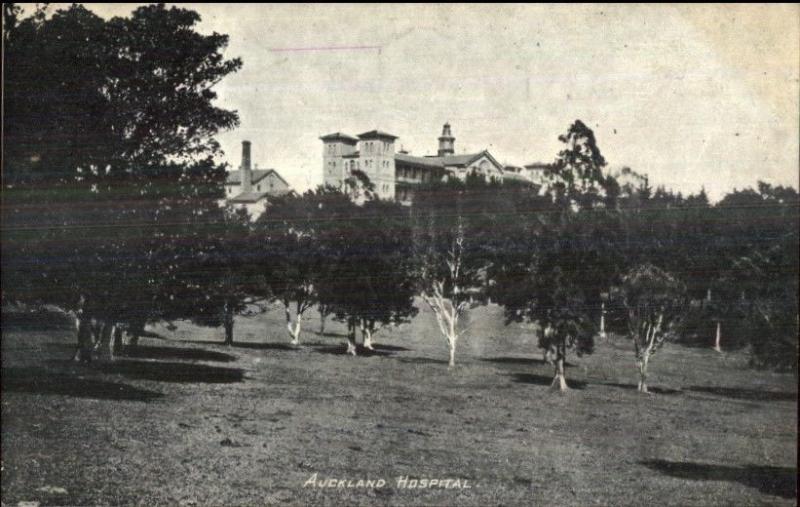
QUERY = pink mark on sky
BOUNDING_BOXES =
[269,45,382,53]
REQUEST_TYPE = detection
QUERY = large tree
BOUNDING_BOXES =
[258,190,331,346]
[317,197,418,355]
[2,4,243,356]
[492,121,619,390]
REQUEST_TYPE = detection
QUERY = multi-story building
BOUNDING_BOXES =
[321,123,532,204]
[224,140,292,217]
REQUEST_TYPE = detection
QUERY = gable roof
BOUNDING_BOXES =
[320,132,359,144]
[394,150,504,171]
[226,168,290,188]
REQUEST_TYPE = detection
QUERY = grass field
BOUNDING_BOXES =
[2,303,797,506]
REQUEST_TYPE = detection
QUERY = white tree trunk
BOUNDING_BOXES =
[422,287,461,368]
[446,315,457,367]
[285,304,302,346]
[551,354,568,392]
[599,302,607,340]
[362,325,373,350]
[346,321,358,356]
[637,354,650,393]
[448,341,456,368]
[712,321,722,352]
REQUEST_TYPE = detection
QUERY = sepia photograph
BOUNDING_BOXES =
[2,3,798,506]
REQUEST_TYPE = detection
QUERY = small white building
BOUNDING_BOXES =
[224,140,292,218]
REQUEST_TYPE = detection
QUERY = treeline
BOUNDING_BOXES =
[2,4,798,393]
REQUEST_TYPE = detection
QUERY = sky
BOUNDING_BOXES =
[36,4,800,200]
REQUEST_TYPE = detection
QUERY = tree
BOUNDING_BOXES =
[1,4,243,357]
[409,176,501,367]
[492,121,619,390]
[710,183,799,369]
[545,119,616,211]
[258,190,331,346]
[615,264,686,393]
[317,198,417,354]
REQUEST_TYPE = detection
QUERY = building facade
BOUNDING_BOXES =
[321,124,533,204]
[224,140,292,217]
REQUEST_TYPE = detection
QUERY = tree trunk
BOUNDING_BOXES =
[599,302,607,340]
[447,314,457,368]
[637,354,650,393]
[100,322,115,361]
[346,319,357,356]
[73,316,93,363]
[363,326,373,350]
[712,321,722,352]
[285,303,302,346]
[224,305,234,346]
[550,343,568,391]
[112,326,124,356]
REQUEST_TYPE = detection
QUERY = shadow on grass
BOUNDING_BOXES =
[93,359,244,383]
[687,386,797,402]
[1,367,163,402]
[602,382,683,396]
[508,373,587,389]
[396,357,449,366]
[1,310,74,331]
[641,460,797,499]
[482,356,576,367]
[124,345,237,363]
[310,343,394,357]
[229,342,298,351]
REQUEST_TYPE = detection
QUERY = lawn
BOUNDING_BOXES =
[1,303,797,506]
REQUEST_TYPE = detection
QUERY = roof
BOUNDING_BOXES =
[226,169,290,188]
[524,162,552,170]
[395,150,503,170]
[357,130,399,141]
[341,151,360,159]
[394,152,448,169]
[229,191,270,203]
[320,132,359,144]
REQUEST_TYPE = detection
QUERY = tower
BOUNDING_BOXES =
[357,130,397,200]
[320,132,358,190]
[437,123,455,157]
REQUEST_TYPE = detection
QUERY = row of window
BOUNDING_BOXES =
[397,166,430,182]
[326,140,392,154]
[362,141,391,153]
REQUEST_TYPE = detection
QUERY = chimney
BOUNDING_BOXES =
[438,123,455,157]
[241,140,252,193]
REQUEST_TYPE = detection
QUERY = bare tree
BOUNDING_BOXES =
[618,264,686,393]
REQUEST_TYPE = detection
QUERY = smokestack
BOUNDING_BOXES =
[241,140,252,193]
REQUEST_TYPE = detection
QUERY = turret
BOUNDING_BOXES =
[437,123,455,156]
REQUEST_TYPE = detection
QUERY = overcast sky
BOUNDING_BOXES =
[45,4,800,200]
